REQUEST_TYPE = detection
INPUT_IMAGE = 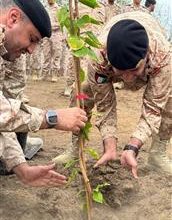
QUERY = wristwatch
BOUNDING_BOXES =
[45,110,58,128]
[123,144,140,157]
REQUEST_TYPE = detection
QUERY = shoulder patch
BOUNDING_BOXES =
[95,73,109,84]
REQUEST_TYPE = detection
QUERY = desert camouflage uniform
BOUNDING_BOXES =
[42,2,63,81]
[29,43,43,80]
[0,27,44,171]
[2,55,27,99]
[0,55,27,171]
[73,11,172,145]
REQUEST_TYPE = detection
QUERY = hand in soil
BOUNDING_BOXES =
[14,163,67,187]
[120,150,138,178]
[94,149,117,168]
[56,107,87,133]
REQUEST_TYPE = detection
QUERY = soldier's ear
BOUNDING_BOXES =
[6,8,23,28]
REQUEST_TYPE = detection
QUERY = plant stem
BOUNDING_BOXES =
[69,1,92,219]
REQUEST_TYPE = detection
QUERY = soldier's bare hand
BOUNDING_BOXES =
[14,163,67,187]
[120,150,138,178]
[56,107,87,133]
[94,138,117,168]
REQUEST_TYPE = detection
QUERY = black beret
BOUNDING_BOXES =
[145,0,156,7]
[13,0,52,38]
[107,19,149,70]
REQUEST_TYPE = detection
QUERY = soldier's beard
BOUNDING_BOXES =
[2,52,18,61]
[3,40,23,61]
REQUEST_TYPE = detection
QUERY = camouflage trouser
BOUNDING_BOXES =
[63,49,75,88]
[42,30,63,81]
[30,44,43,80]
[0,132,26,171]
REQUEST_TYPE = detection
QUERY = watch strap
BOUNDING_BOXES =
[123,144,139,157]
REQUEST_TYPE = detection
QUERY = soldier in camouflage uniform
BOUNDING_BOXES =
[41,0,63,81]
[0,55,44,176]
[56,11,172,176]
[0,0,87,186]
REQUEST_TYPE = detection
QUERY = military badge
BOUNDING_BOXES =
[95,73,109,84]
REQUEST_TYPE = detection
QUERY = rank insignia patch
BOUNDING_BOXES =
[95,73,109,84]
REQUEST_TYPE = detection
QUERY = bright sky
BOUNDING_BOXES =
[154,0,172,40]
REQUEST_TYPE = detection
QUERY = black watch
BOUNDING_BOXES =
[123,144,140,157]
[46,110,58,128]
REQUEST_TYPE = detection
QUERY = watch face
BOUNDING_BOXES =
[46,111,58,126]
[49,115,57,124]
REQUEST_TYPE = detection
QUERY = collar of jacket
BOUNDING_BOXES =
[0,25,8,57]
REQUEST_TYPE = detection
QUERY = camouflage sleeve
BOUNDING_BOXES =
[87,63,117,141]
[132,62,171,143]
[3,55,26,99]
[1,132,26,171]
[0,92,44,132]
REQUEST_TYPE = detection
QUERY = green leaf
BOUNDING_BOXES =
[96,183,110,191]
[92,191,104,204]
[82,122,92,140]
[87,48,98,61]
[85,147,100,160]
[79,0,99,9]
[67,36,85,51]
[57,6,69,29]
[89,16,103,25]
[80,68,86,83]
[72,47,98,60]
[76,15,102,28]
[76,15,90,28]
[92,183,110,203]
[85,31,102,46]
[67,168,79,184]
[63,17,71,32]
[84,37,101,48]
[72,47,89,58]
[64,159,78,169]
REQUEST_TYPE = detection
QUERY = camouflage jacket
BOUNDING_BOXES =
[0,27,44,133]
[87,11,171,143]
[0,26,44,170]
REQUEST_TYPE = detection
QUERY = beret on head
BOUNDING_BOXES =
[107,19,149,70]
[13,0,52,38]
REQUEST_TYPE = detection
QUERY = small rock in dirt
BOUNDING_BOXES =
[122,182,134,193]
[112,198,122,208]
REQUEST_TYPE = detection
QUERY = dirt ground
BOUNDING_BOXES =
[0,78,171,220]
